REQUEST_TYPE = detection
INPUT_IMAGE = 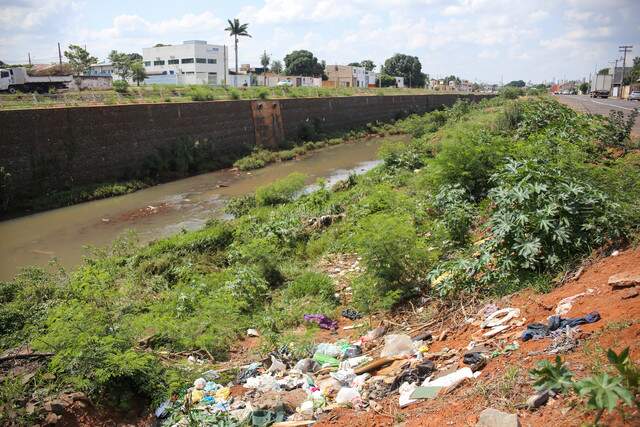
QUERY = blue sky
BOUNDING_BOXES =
[1,0,639,83]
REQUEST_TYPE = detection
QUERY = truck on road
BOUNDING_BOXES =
[0,67,72,94]
[590,74,612,98]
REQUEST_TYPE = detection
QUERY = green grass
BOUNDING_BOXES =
[0,86,443,111]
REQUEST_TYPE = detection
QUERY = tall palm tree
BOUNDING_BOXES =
[225,18,251,74]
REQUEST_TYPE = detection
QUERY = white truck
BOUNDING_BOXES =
[0,67,72,94]
[590,74,612,98]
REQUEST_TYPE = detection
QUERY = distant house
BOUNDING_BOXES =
[87,62,116,77]
[259,73,321,87]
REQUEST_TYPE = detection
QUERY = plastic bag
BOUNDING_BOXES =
[380,334,413,357]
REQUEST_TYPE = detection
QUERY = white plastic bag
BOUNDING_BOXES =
[380,334,414,357]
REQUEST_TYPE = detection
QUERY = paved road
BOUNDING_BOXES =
[554,94,640,136]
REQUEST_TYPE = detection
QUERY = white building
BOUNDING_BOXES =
[142,40,229,86]
[87,62,116,77]
[394,76,405,88]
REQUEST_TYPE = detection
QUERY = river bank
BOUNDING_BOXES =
[0,136,399,280]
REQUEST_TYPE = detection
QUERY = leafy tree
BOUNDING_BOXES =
[130,61,147,86]
[579,82,589,94]
[108,50,134,80]
[225,18,251,74]
[382,53,425,87]
[127,53,142,62]
[284,50,325,77]
[270,60,283,74]
[260,51,270,71]
[360,59,375,71]
[506,80,526,87]
[63,44,97,76]
[348,60,375,71]
[598,68,610,75]
[376,74,397,87]
[623,56,640,85]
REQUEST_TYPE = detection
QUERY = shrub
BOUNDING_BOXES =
[500,86,523,99]
[575,374,634,425]
[486,159,625,272]
[255,173,307,206]
[284,271,335,301]
[354,213,431,296]
[496,100,523,131]
[225,194,256,217]
[428,130,509,200]
[188,86,215,101]
[434,184,475,245]
[228,89,240,100]
[379,138,432,171]
[112,80,129,94]
[529,356,574,393]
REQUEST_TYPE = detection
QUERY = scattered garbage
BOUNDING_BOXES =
[423,367,476,389]
[521,312,601,341]
[554,289,594,315]
[380,334,414,357]
[409,386,442,400]
[526,390,549,409]
[608,272,640,289]
[304,314,338,330]
[247,328,260,337]
[341,308,362,320]
[362,325,386,342]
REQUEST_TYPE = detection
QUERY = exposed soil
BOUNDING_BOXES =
[30,247,640,426]
[315,247,640,427]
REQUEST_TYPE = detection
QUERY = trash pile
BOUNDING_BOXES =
[156,299,604,426]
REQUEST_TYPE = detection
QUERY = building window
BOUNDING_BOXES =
[185,71,194,75]
[207,59,217,64]
[182,58,194,64]
[169,70,174,75]
[144,61,151,66]
[195,58,206,64]
[168,59,179,65]
[154,60,165,66]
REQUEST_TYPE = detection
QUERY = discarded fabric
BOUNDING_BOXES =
[341,308,362,320]
[304,314,338,330]
[521,311,601,341]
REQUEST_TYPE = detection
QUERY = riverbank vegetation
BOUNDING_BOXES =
[1,95,639,425]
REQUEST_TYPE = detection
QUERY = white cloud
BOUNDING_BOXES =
[0,0,77,31]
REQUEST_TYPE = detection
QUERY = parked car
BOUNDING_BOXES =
[629,91,640,101]
[276,80,293,87]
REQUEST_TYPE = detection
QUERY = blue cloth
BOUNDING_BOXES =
[521,311,600,341]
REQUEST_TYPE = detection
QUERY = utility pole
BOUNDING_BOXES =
[618,45,632,86]
[57,42,62,65]
[28,52,31,66]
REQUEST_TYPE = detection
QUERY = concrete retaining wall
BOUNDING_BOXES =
[0,94,490,202]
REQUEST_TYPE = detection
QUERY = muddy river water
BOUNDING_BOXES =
[0,137,396,280]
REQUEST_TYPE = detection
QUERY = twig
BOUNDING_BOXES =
[0,352,54,363]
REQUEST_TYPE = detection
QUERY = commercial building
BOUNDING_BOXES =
[142,40,229,85]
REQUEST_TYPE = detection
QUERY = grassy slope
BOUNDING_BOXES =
[1,96,639,425]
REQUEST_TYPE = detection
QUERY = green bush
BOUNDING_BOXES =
[188,86,215,101]
[486,159,625,272]
[225,194,257,217]
[500,86,523,99]
[284,271,335,301]
[354,213,432,297]
[112,80,129,94]
[434,184,475,245]
[255,173,307,206]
